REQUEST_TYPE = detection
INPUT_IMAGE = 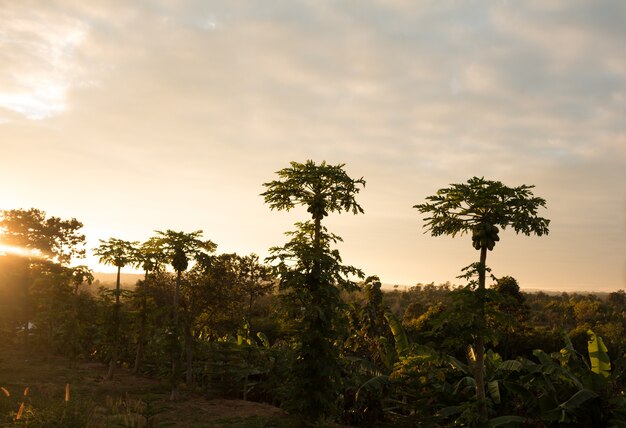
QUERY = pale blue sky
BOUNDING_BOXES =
[1,0,624,291]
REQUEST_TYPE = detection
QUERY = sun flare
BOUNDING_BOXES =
[0,244,39,258]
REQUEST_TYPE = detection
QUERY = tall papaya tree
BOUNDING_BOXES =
[65,265,94,365]
[414,176,549,423]
[155,230,216,400]
[94,238,139,380]
[132,237,165,373]
[262,160,365,421]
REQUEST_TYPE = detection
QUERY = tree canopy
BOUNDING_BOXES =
[0,208,86,264]
[262,160,365,220]
[414,176,550,241]
[262,160,365,421]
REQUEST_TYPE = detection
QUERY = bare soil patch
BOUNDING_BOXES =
[0,347,288,427]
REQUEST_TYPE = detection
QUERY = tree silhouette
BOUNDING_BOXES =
[0,208,86,346]
[0,208,86,264]
[414,176,550,422]
[94,238,139,380]
[155,230,216,400]
[132,237,166,373]
[262,160,365,420]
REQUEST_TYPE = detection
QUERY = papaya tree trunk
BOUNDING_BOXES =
[170,269,182,401]
[184,322,194,386]
[106,265,122,380]
[21,264,31,348]
[133,278,148,374]
[475,245,488,423]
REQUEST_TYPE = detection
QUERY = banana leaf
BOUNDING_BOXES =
[587,329,610,377]
[488,415,528,427]
[385,312,409,357]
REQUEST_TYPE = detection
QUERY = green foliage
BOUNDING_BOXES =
[0,209,88,351]
[154,229,217,274]
[0,208,86,264]
[492,276,522,301]
[262,160,365,422]
[385,312,409,359]
[588,329,611,377]
[261,160,365,219]
[380,331,626,427]
[414,176,550,243]
[269,222,362,298]
[93,238,139,270]
[7,180,626,427]
[151,230,217,399]
[93,238,140,380]
[346,276,396,373]
[414,177,550,423]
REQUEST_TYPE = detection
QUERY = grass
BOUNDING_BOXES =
[0,346,306,427]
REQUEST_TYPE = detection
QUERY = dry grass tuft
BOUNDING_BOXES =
[15,401,24,420]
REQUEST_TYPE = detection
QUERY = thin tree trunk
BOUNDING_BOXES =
[313,216,321,285]
[475,245,488,423]
[106,266,122,381]
[21,265,31,349]
[170,269,182,401]
[133,277,148,374]
[184,322,193,386]
[70,284,80,368]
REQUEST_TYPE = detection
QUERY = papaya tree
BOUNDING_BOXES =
[65,265,94,365]
[414,176,550,423]
[154,230,217,400]
[262,160,365,421]
[93,238,139,380]
[132,237,166,373]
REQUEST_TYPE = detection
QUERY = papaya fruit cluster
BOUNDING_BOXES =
[307,197,328,220]
[471,224,499,251]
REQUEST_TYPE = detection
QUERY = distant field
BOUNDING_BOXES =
[92,272,144,287]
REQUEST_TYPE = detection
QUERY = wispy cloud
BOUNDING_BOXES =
[0,3,88,119]
[0,0,624,290]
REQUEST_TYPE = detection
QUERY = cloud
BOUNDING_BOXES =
[0,2,88,119]
[0,0,624,290]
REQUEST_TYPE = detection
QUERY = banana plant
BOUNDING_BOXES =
[588,329,611,378]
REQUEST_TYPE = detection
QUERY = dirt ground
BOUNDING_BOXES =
[0,348,288,426]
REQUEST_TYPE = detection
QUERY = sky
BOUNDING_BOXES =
[0,0,624,292]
